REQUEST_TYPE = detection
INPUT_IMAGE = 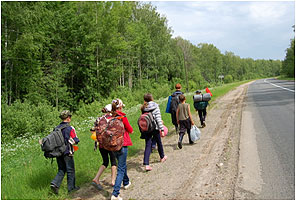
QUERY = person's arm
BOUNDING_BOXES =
[70,126,80,144]
[176,106,180,125]
[122,117,133,134]
[188,104,194,125]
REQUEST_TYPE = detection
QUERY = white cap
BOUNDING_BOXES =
[104,104,112,112]
[112,99,125,108]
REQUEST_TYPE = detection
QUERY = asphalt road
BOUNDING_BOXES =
[238,78,295,199]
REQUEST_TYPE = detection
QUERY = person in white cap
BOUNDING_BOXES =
[110,99,133,200]
[91,104,117,190]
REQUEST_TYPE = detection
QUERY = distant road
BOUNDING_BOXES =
[237,78,295,199]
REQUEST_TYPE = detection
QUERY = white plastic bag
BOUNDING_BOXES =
[190,125,201,142]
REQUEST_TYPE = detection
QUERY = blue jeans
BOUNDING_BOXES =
[51,155,76,192]
[112,146,129,197]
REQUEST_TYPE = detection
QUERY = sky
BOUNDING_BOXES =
[150,1,295,60]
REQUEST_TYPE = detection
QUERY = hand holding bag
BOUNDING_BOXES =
[190,125,201,142]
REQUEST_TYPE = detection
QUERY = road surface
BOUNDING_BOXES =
[235,78,295,199]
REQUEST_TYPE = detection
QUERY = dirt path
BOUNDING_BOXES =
[72,82,251,200]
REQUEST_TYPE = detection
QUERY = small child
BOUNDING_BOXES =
[176,94,195,149]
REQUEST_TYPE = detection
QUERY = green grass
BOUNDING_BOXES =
[276,76,295,81]
[1,80,251,200]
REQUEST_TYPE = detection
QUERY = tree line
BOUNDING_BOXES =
[1,1,286,112]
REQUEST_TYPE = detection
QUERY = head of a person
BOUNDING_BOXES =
[175,83,182,91]
[144,93,153,102]
[195,90,201,95]
[102,104,112,113]
[59,110,72,122]
[141,93,153,112]
[111,99,125,115]
[179,94,186,102]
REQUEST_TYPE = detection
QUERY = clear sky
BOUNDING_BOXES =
[150,1,295,60]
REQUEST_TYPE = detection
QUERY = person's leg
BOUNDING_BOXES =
[51,156,66,188]
[111,165,117,186]
[143,136,153,165]
[198,110,203,126]
[178,120,186,149]
[186,118,193,144]
[203,109,207,126]
[93,148,109,184]
[171,111,178,133]
[112,147,129,197]
[153,131,165,159]
[64,155,76,192]
[109,151,117,186]
[151,135,157,150]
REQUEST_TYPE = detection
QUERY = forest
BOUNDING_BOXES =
[1,1,292,142]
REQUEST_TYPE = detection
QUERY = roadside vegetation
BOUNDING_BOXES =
[1,81,249,200]
[1,1,294,200]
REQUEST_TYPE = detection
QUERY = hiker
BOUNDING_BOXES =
[140,93,167,171]
[193,90,209,128]
[176,94,194,149]
[111,99,133,200]
[170,83,184,134]
[50,110,80,195]
[91,104,117,190]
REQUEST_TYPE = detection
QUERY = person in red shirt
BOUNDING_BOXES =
[110,99,133,200]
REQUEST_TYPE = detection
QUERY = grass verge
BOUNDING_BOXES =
[1,80,251,200]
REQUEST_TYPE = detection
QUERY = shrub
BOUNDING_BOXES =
[1,100,59,143]
[224,75,233,84]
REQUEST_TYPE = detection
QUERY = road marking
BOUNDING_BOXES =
[264,79,295,92]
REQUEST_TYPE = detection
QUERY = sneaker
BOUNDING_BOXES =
[68,186,80,193]
[50,184,59,195]
[124,181,131,190]
[160,155,168,163]
[91,181,103,190]
[111,195,123,200]
[178,141,182,149]
[145,165,152,171]
[203,122,206,127]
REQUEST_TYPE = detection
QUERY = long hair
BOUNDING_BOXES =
[141,93,153,112]
[111,100,119,117]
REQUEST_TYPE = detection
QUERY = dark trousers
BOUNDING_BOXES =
[99,148,117,167]
[51,155,76,192]
[198,109,207,125]
[179,118,193,144]
[143,130,165,165]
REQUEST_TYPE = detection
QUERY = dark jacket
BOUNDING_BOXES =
[57,122,80,155]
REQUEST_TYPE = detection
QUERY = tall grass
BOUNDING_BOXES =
[1,80,250,200]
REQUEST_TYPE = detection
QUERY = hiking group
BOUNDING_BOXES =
[41,83,210,200]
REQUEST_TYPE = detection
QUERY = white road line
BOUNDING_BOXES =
[264,79,295,93]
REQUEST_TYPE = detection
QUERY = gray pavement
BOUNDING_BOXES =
[237,78,295,199]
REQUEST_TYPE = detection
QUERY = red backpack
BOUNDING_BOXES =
[95,115,125,152]
[138,112,156,135]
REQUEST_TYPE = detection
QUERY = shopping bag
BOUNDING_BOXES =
[190,125,201,142]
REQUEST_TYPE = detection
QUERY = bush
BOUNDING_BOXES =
[1,100,59,143]
[224,75,233,84]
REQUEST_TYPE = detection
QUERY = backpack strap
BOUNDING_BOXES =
[55,123,70,131]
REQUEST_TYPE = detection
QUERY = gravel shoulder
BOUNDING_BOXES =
[72,82,251,200]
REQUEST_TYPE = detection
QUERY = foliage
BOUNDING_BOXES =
[1,99,59,142]
[2,1,282,111]
[281,38,295,78]
[224,75,233,84]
